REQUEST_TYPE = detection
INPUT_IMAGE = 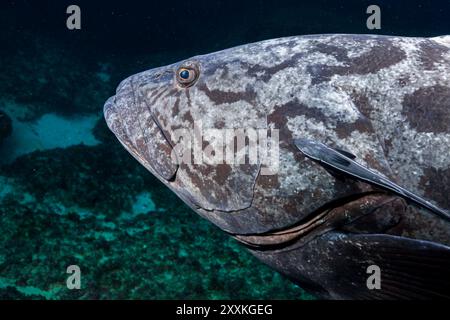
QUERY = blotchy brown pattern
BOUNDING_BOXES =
[307,39,406,85]
[419,40,449,70]
[402,85,450,133]
[421,167,450,209]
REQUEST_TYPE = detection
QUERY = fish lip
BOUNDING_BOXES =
[104,77,179,183]
[103,96,116,132]
[103,74,199,210]
[103,75,133,132]
[103,94,131,146]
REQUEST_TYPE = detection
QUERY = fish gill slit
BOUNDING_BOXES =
[231,190,386,251]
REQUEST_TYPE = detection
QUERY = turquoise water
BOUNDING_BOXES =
[0,0,449,299]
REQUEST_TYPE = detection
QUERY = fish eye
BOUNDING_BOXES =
[179,69,190,79]
[176,65,199,87]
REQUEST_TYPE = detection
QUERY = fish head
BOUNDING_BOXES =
[104,36,392,234]
[104,52,267,227]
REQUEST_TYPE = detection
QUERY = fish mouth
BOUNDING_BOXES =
[104,75,216,215]
[103,77,178,182]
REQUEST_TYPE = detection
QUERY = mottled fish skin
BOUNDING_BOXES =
[104,34,450,299]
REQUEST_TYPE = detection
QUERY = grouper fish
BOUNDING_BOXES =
[104,34,450,299]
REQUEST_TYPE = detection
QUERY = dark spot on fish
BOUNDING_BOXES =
[147,88,167,106]
[181,164,229,208]
[419,40,448,70]
[172,98,180,117]
[269,99,372,140]
[179,141,259,211]
[291,101,327,123]
[282,198,302,216]
[268,101,304,146]
[307,40,406,84]
[402,85,450,133]
[256,173,280,190]
[335,117,372,139]
[202,62,230,78]
[185,88,192,107]
[363,153,393,179]
[214,120,225,129]
[202,139,212,152]
[420,167,450,209]
[312,43,348,61]
[201,164,214,176]
[350,91,372,119]
[220,65,230,78]
[263,39,298,52]
[245,52,305,82]
[214,164,232,185]
[197,83,257,105]
[349,41,406,74]
[182,110,194,123]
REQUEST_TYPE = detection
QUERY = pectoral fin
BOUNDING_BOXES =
[333,147,356,160]
[293,138,450,221]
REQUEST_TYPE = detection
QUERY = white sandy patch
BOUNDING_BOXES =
[0,109,100,164]
[131,191,157,214]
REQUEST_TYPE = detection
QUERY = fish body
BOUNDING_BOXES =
[104,34,450,299]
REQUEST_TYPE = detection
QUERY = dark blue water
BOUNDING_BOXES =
[0,0,449,299]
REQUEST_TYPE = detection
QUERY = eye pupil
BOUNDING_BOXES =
[180,70,190,79]
[176,64,199,87]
